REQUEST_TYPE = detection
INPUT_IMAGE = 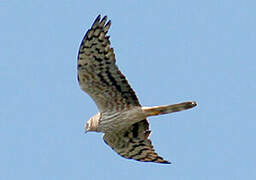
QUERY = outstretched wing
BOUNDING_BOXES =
[78,15,140,113]
[103,120,170,164]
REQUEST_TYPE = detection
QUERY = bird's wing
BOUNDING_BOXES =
[78,15,140,113]
[103,120,170,164]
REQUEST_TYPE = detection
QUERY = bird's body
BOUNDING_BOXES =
[89,106,146,133]
[78,15,197,164]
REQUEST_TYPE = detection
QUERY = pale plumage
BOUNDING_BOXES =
[78,15,197,164]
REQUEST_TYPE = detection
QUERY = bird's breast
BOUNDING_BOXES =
[98,107,146,133]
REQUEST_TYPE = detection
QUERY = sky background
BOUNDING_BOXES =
[1,0,256,179]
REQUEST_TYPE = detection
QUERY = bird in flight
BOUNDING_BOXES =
[77,15,197,164]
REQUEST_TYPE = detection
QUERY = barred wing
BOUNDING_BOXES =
[103,120,170,164]
[78,15,140,113]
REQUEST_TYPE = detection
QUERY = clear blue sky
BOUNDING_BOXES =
[1,0,255,179]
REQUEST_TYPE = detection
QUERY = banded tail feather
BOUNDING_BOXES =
[142,101,197,117]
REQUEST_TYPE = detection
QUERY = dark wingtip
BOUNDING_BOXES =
[96,14,101,21]
[160,160,171,164]
[102,15,107,22]
[150,156,171,164]
[91,15,102,28]
[105,19,111,28]
[165,161,171,164]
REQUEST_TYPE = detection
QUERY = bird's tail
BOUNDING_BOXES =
[142,101,197,117]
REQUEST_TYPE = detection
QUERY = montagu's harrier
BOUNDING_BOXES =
[77,15,197,164]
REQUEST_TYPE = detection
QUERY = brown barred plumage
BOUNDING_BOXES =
[103,120,170,164]
[78,15,197,164]
[78,15,140,113]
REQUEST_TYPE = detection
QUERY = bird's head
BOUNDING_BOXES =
[85,113,101,133]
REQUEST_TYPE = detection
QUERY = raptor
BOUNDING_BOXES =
[77,15,197,164]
